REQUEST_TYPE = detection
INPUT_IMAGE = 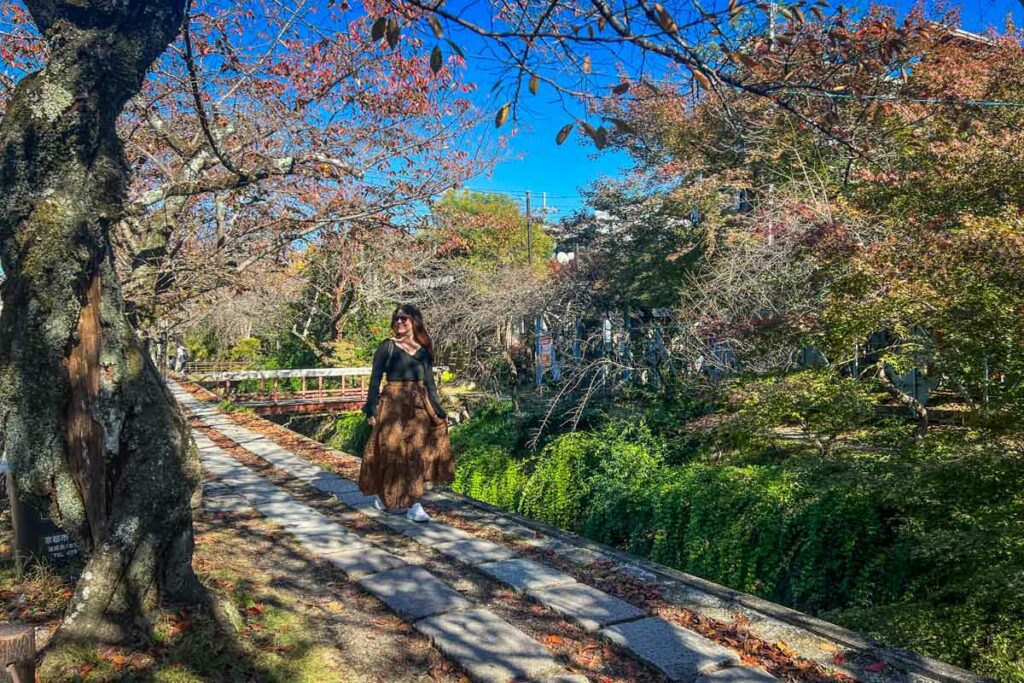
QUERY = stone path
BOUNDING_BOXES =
[171,382,776,683]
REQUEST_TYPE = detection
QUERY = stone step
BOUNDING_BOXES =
[377,514,476,546]
[356,565,471,621]
[601,617,744,682]
[433,538,517,565]
[479,558,578,594]
[526,582,647,632]
[324,547,408,579]
[415,608,585,683]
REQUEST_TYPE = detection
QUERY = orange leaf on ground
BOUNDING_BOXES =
[545,634,564,645]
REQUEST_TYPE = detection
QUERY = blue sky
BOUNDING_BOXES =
[464,0,1024,216]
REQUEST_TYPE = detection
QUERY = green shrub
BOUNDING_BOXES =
[449,400,531,510]
[578,422,667,554]
[444,399,1024,679]
[518,432,601,529]
[449,399,519,453]
[326,412,371,456]
[714,370,874,457]
[452,444,529,510]
[228,337,263,363]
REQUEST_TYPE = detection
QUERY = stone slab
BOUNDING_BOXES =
[292,528,369,557]
[310,474,359,495]
[433,538,516,565]
[414,608,575,683]
[272,514,344,535]
[479,558,577,594]
[696,667,777,683]
[357,565,470,621]
[251,500,322,525]
[337,490,385,516]
[325,548,408,579]
[483,516,539,541]
[238,487,293,505]
[601,617,741,682]
[201,493,251,515]
[527,582,646,632]
[377,516,475,546]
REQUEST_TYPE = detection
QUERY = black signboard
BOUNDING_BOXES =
[7,472,84,576]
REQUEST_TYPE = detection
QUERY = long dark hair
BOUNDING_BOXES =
[391,304,434,360]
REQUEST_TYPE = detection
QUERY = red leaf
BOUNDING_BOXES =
[865,661,886,673]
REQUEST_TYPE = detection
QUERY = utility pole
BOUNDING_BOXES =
[526,190,533,267]
[768,0,777,52]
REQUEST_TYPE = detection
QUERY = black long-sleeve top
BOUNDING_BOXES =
[363,339,447,419]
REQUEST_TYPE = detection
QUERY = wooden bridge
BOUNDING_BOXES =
[186,365,448,416]
[187,367,373,416]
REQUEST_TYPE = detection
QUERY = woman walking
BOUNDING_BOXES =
[360,304,453,522]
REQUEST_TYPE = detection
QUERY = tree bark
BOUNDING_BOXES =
[0,0,203,644]
[875,363,929,439]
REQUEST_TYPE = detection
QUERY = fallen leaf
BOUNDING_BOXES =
[776,641,797,657]
[545,634,564,645]
[865,661,886,673]
[833,652,848,665]
[326,601,344,612]
[819,642,838,652]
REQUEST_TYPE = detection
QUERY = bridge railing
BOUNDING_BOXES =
[183,360,251,374]
[188,366,448,407]
[189,367,373,403]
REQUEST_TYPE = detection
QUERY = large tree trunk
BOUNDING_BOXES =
[0,0,202,643]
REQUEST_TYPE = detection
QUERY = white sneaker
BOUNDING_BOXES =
[373,496,387,512]
[406,502,431,523]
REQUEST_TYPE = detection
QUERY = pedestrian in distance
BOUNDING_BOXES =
[359,304,453,522]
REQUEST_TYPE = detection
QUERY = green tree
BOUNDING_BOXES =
[433,190,553,271]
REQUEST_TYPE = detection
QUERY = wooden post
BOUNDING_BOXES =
[301,375,307,398]
[0,623,35,683]
[318,376,324,399]
[272,379,279,402]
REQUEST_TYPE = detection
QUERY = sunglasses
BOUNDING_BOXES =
[393,314,410,324]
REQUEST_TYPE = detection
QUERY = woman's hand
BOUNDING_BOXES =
[368,416,376,426]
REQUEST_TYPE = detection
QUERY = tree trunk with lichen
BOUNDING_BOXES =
[0,0,203,643]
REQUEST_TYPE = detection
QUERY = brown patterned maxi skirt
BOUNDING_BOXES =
[359,380,454,509]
